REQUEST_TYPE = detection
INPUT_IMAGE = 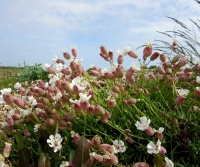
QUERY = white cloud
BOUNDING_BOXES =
[0,0,200,68]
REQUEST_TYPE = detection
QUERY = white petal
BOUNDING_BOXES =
[113,140,119,146]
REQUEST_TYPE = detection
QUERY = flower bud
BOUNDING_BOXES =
[108,50,113,60]
[56,59,64,64]
[90,70,100,77]
[178,56,187,67]
[171,55,180,64]
[99,144,112,153]
[158,67,165,75]
[144,127,154,136]
[64,112,74,122]
[90,135,102,148]
[175,95,185,105]
[124,129,131,133]
[127,98,137,105]
[47,67,56,74]
[104,72,115,80]
[150,52,160,61]
[100,45,107,55]
[61,68,71,75]
[7,117,14,126]
[125,136,134,143]
[3,142,12,158]
[159,146,167,155]
[63,52,70,59]
[128,50,138,58]
[143,44,152,57]
[117,55,124,64]
[160,53,166,62]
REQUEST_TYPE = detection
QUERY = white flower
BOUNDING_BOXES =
[180,64,191,70]
[0,95,4,104]
[79,93,91,102]
[70,76,88,91]
[153,127,164,133]
[0,162,6,167]
[24,81,29,86]
[47,134,63,152]
[147,139,161,154]
[20,109,31,117]
[42,63,50,71]
[177,88,189,97]
[33,124,41,132]
[196,76,200,84]
[1,122,9,128]
[28,96,37,106]
[52,55,57,64]
[165,157,174,167]
[71,131,79,138]
[60,161,70,167]
[196,87,200,91]
[14,82,21,89]
[0,88,12,95]
[7,110,15,118]
[135,116,151,131]
[112,140,126,154]
[117,47,130,56]
[72,58,83,65]
[54,92,62,101]
[70,45,76,50]
[131,62,141,71]
[52,63,63,73]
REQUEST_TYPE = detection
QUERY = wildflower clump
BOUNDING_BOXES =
[0,42,199,167]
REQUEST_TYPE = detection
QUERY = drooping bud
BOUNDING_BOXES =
[143,43,152,57]
[157,67,165,75]
[171,55,180,64]
[100,45,108,55]
[70,46,77,57]
[127,98,137,105]
[160,53,166,62]
[128,50,138,58]
[117,55,124,64]
[175,96,185,105]
[125,136,134,143]
[56,59,65,64]
[159,146,167,155]
[150,52,160,61]
[47,67,56,74]
[90,135,102,148]
[63,52,70,60]
[144,127,154,136]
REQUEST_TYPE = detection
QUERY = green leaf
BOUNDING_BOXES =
[72,136,90,167]
[153,154,164,167]
[16,130,24,149]
[18,147,31,167]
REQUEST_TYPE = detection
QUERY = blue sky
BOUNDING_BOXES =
[0,0,200,69]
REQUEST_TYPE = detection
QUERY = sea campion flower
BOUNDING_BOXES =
[1,88,12,95]
[147,139,166,155]
[176,88,189,97]
[131,62,141,71]
[112,140,126,153]
[70,76,88,91]
[14,82,21,89]
[47,134,63,152]
[42,63,50,71]
[33,124,41,132]
[147,140,161,154]
[135,116,151,131]
[135,116,154,136]
[79,93,91,102]
[164,157,174,167]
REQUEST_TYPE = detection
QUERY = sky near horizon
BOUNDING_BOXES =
[0,0,200,69]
